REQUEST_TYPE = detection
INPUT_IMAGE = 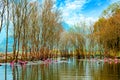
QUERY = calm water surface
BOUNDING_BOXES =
[0,58,120,80]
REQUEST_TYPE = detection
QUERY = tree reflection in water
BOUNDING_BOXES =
[6,58,120,80]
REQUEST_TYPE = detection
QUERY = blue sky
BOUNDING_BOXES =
[29,0,120,26]
[55,0,120,26]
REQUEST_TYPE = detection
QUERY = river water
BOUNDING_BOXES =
[0,58,120,80]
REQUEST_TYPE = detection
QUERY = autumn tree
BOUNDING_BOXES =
[93,1,120,57]
[9,0,63,60]
[40,0,63,58]
[69,25,85,58]
[11,0,32,60]
[27,2,41,60]
[59,24,85,58]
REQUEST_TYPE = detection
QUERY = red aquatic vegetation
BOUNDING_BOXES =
[10,60,15,67]
[18,60,28,66]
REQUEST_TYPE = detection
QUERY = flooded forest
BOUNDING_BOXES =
[0,0,120,80]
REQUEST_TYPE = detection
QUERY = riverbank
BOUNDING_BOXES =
[0,52,120,63]
[0,55,120,64]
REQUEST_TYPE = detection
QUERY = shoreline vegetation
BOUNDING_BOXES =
[0,50,120,63]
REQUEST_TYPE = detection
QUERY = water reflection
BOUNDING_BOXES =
[0,63,13,80]
[1,58,120,80]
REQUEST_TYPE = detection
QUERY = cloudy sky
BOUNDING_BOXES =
[55,0,120,26]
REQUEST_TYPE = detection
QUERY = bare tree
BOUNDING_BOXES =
[40,0,62,59]
[0,0,5,32]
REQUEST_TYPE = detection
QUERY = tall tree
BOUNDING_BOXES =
[93,1,120,56]
[41,0,62,48]
[5,0,9,80]
[0,0,5,32]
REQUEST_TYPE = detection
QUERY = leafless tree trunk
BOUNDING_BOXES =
[0,0,5,32]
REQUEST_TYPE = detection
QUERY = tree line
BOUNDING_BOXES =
[0,0,120,61]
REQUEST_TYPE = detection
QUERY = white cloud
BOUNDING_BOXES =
[56,0,97,26]
[29,0,97,26]
[65,0,86,10]
[108,0,120,3]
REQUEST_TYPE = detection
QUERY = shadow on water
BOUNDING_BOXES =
[1,58,120,80]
